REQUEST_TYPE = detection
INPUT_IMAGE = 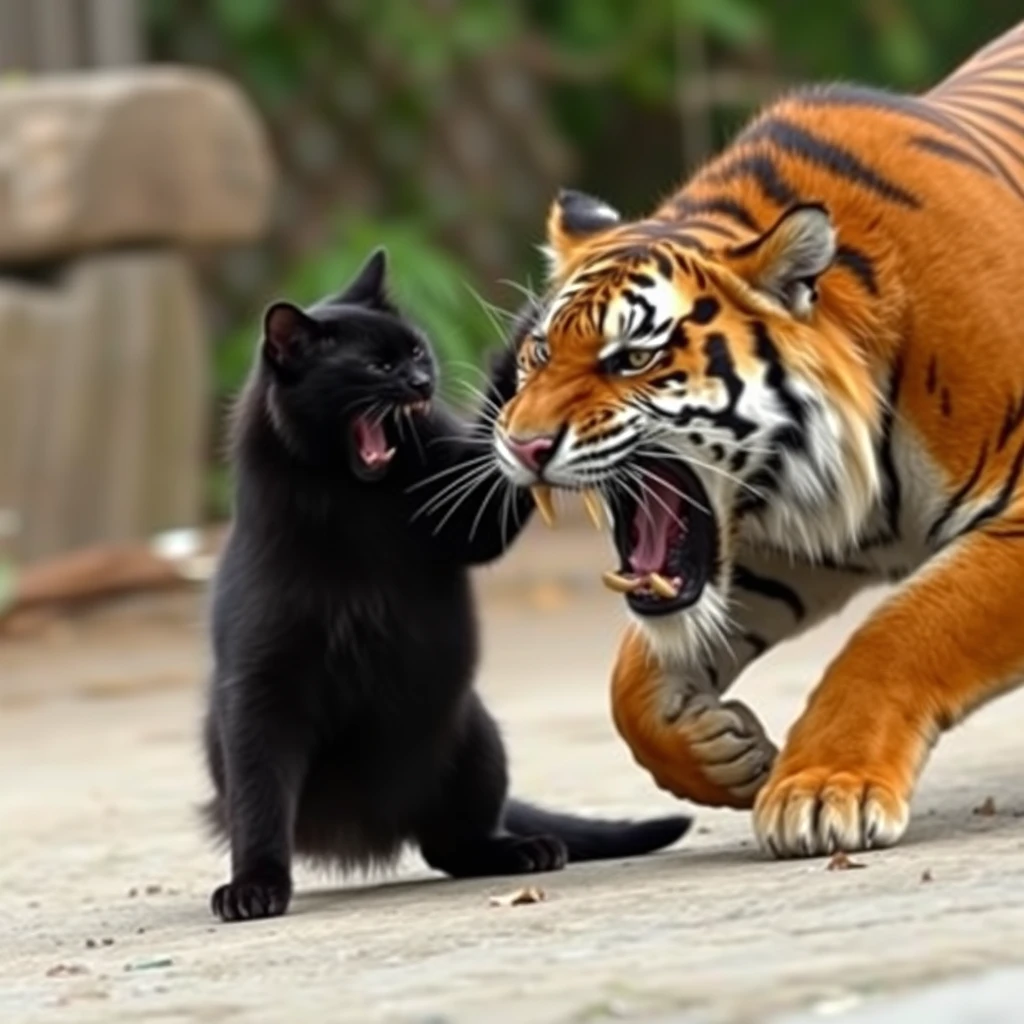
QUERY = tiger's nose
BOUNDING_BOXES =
[504,433,557,473]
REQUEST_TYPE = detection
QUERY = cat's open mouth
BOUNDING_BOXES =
[349,402,431,481]
[603,458,717,616]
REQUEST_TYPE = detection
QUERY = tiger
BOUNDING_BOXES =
[491,19,1024,859]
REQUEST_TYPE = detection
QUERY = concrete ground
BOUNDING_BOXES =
[2,524,1024,1024]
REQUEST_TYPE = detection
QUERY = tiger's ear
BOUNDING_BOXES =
[724,204,836,317]
[544,188,622,276]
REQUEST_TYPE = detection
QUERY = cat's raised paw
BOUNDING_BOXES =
[211,870,292,923]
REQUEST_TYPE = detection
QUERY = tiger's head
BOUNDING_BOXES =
[494,190,882,658]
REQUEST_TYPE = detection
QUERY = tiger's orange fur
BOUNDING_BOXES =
[492,21,1024,857]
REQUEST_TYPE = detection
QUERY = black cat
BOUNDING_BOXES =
[202,250,690,922]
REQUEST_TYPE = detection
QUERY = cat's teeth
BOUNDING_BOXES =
[580,489,605,531]
[601,570,641,593]
[530,485,557,527]
[648,572,678,599]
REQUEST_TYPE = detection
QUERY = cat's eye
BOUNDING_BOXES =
[374,360,394,373]
[603,347,661,376]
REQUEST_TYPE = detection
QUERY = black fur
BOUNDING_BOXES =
[203,250,691,922]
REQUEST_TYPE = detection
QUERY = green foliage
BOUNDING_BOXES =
[216,218,509,406]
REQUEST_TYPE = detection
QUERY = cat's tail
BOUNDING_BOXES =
[502,799,691,861]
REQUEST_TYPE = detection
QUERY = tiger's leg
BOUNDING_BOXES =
[612,627,775,808]
[613,554,873,809]
[754,531,1024,857]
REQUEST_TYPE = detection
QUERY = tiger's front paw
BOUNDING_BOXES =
[627,693,777,810]
[753,767,910,858]
[673,695,777,805]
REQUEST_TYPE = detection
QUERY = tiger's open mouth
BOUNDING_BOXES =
[605,458,717,616]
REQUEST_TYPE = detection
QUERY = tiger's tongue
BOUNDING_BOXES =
[353,415,393,465]
[629,477,681,574]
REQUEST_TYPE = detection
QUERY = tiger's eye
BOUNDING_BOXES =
[627,349,654,370]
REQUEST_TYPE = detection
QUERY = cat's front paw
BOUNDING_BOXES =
[211,867,292,923]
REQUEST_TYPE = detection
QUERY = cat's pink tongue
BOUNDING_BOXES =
[353,415,395,467]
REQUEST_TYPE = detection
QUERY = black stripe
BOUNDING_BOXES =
[938,94,1024,150]
[704,152,799,207]
[627,272,656,289]
[687,296,721,325]
[738,115,921,208]
[934,97,1024,172]
[833,245,878,295]
[736,453,782,517]
[572,432,638,467]
[817,555,871,575]
[752,323,807,440]
[674,218,740,240]
[926,356,938,395]
[941,388,952,418]
[997,393,1024,451]
[673,233,712,255]
[960,436,1024,537]
[731,565,806,620]
[907,135,996,179]
[699,333,759,440]
[674,195,761,231]
[799,82,961,133]
[652,247,673,280]
[927,440,990,543]
[925,110,1024,200]
[795,83,1014,190]
[943,83,1024,118]
[985,528,1024,541]
[878,359,904,540]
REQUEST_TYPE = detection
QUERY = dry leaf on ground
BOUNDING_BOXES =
[488,886,546,907]
[826,851,866,871]
[973,796,997,816]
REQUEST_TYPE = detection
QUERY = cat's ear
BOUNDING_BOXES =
[262,301,317,371]
[338,247,393,310]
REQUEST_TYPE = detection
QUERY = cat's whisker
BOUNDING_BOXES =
[468,473,509,542]
[412,460,498,521]
[464,284,517,346]
[406,452,494,492]
[430,464,502,536]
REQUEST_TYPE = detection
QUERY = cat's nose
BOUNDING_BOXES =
[407,371,433,398]
[504,433,557,473]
